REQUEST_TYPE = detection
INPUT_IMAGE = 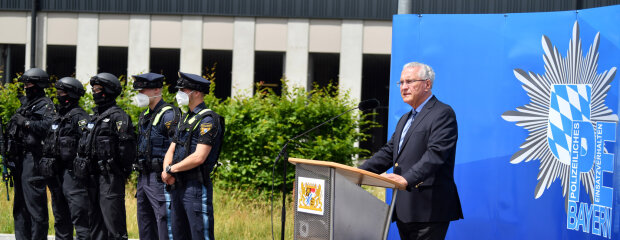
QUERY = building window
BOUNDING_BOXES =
[150,48,180,92]
[254,51,284,95]
[47,45,76,80]
[360,54,391,153]
[203,50,232,100]
[98,46,128,80]
[0,44,25,84]
[309,53,339,91]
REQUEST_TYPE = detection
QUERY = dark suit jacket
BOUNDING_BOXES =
[360,96,463,223]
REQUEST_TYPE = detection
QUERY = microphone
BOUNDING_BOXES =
[358,99,380,111]
[271,99,381,240]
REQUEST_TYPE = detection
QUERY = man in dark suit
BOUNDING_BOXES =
[359,62,463,240]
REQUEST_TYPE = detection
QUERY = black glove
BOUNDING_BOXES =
[12,114,27,127]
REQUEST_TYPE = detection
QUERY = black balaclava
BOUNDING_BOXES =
[93,91,106,105]
[25,85,44,101]
[57,95,79,115]
[94,90,116,113]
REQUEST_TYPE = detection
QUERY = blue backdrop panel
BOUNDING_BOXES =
[388,5,620,240]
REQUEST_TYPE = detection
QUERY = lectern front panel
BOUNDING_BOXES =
[333,170,389,240]
[294,164,333,240]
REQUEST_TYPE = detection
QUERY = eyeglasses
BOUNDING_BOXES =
[397,79,427,86]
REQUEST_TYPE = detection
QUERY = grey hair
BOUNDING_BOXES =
[403,62,435,86]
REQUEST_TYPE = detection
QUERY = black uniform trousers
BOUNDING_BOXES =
[88,173,128,240]
[13,152,49,240]
[48,169,91,240]
[137,171,171,240]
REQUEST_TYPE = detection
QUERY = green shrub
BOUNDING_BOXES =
[212,81,378,195]
[0,79,22,124]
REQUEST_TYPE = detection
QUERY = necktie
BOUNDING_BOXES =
[398,110,417,153]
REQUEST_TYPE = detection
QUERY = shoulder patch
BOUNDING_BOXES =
[200,123,212,135]
[116,121,124,132]
[103,118,110,123]
[165,120,172,129]
[78,119,87,128]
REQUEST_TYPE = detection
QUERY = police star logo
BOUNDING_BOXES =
[200,123,212,135]
[502,21,617,237]
[165,120,172,129]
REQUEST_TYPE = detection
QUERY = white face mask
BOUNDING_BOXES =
[175,90,193,106]
[131,93,161,108]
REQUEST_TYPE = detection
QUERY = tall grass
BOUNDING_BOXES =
[0,182,14,233]
[0,181,296,239]
[0,180,384,239]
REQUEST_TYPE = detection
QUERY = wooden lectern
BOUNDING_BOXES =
[289,158,405,240]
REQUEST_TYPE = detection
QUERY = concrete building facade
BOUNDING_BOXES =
[0,11,393,102]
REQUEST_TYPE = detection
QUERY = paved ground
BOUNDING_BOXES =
[0,234,53,240]
[0,234,138,240]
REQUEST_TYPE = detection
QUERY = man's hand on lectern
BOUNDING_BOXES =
[380,173,408,187]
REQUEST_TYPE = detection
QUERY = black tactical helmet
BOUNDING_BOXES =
[19,68,50,88]
[90,72,122,97]
[56,77,86,99]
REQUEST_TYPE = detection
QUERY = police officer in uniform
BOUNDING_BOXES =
[132,73,181,240]
[6,68,57,239]
[41,77,91,240]
[161,72,225,240]
[76,72,136,240]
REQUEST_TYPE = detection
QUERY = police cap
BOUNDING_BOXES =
[176,71,210,93]
[132,73,164,90]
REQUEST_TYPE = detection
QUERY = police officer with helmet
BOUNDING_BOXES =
[40,76,91,240]
[77,72,136,240]
[162,72,225,240]
[5,68,57,239]
[132,73,181,240]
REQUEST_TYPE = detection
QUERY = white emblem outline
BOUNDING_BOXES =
[501,21,618,208]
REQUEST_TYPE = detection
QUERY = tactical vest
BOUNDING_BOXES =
[13,97,55,151]
[137,103,181,172]
[172,108,225,186]
[43,107,86,169]
[79,106,126,174]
